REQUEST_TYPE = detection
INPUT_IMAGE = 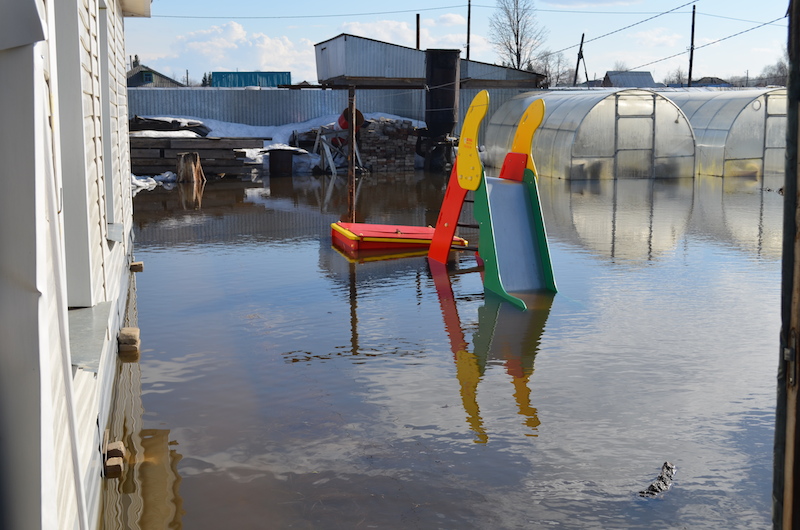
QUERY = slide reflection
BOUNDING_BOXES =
[431,262,552,442]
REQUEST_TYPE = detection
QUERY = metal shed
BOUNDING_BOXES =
[484,89,696,179]
[315,34,426,84]
[661,88,786,177]
[314,33,543,88]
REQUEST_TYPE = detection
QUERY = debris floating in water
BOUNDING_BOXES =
[639,461,676,497]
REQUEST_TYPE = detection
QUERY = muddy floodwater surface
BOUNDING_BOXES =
[104,171,782,529]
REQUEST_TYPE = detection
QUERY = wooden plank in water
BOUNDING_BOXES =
[191,159,245,167]
[130,157,173,166]
[131,148,163,158]
[164,149,241,159]
[169,138,266,149]
[129,138,171,148]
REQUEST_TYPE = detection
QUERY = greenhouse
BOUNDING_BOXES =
[662,88,786,177]
[484,89,696,180]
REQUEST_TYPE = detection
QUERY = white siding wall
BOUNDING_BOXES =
[0,0,136,528]
[58,0,110,308]
[81,0,109,304]
[0,1,87,528]
[79,0,135,525]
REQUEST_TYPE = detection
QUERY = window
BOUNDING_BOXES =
[142,71,153,84]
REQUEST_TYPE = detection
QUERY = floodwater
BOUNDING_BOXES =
[104,170,783,529]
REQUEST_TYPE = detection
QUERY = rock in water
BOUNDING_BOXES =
[639,462,676,497]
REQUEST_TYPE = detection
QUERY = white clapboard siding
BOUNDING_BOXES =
[80,0,109,305]
[2,0,140,528]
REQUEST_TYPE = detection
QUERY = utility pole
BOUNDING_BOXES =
[688,5,696,87]
[346,86,357,223]
[573,33,585,87]
[467,0,472,60]
[776,1,800,526]
[416,14,420,50]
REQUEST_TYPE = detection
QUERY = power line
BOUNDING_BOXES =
[150,5,464,19]
[584,1,696,45]
[472,3,686,16]
[698,12,788,26]
[628,15,787,72]
[536,1,696,60]
[146,5,684,20]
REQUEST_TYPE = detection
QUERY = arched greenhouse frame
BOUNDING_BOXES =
[484,89,696,180]
[662,88,786,178]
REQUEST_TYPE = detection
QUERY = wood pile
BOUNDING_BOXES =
[130,137,266,176]
[359,118,417,172]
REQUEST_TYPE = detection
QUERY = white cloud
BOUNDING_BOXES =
[254,36,318,83]
[138,21,319,84]
[437,13,466,27]
[176,22,251,64]
[631,27,684,48]
[340,20,418,48]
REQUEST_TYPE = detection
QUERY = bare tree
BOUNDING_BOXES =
[728,75,748,87]
[531,50,572,87]
[663,66,687,86]
[758,51,788,86]
[489,0,548,70]
[612,61,629,72]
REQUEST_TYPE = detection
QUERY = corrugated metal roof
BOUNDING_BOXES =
[127,64,185,87]
[211,72,291,88]
[603,71,659,88]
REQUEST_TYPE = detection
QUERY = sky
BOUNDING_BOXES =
[124,0,789,86]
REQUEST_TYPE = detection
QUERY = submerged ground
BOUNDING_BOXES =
[104,171,781,529]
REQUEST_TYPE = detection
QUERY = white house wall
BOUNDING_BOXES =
[1,0,136,528]
[101,0,132,231]
[56,0,109,308]
[97,0,135,350]
[0,2,87,528]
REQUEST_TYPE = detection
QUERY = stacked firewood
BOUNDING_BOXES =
[359,118,417,172]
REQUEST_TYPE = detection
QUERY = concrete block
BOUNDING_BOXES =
[104,457,124,479]
[107,440,126,459]
[118,341,141,362]
[118,327,140,344]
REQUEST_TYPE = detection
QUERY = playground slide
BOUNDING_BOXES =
[428,92,556,311]
[474,99,556,310]
[484,177,546,291]
[428,91,489,264]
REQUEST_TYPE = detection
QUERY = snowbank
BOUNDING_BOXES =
[138,113,425,147]
[130,113,427,182]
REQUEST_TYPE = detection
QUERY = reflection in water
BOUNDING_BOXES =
[539,178,695,262]
[431,262,553,442]
[120,171,781,529]
[103,364,185,530]
[177,180,205,210]
[538,175,782,262]
[473,294,553,437]
[697,175,784,260]
[103,275,184,529]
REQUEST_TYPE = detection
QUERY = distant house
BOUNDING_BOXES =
[314,33,545,88]
[575,79,604,88]
[602,71,661,88]
[127,55,185,87]
[211,71,291,87]
[693,76,731,87]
